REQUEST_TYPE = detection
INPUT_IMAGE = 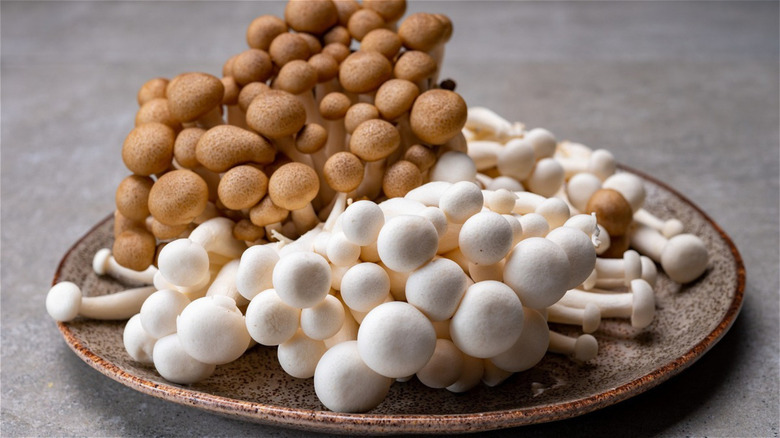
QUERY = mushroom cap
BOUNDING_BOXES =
[300,294,345,340]
[449,280,524,358]
[497,138,536,180]
[375,78,420,121]
[524,128,557,159]
[319,92,351,120]
[566,172,602,212]
[137,77,169,106]
[349,119,400,161]
[245,289,301,345]
[273,251,332,308]
[347,8,385,41]
[360,28,403,60]
[249,195,289,226]
[439,181,484,224]
[148,169,209,226]
[503,237,571,309]
[398,12,445,51]
[285,0,338,35]
[232,49,274,86]
[152,333,216,384]
[458,211,514,265]
[220,76,239,105]
[173,127,206,169]
[363,0,407,23]
[237,82,271,112]
[602,172,646,213]
[113,228,157,272]
[157,238,210,287]
[246,89,307,139]
[344,102,379,134]
[377,214,439,272]
[177,295,251,365]
[661,233,709,284]
[135,98,181,131]
[277,329,327,379]
[122,122,175,176]
[246,14,288,50]
[629,279,656,328]
[308,53,340,83]
[416,338,464,389]
[338,51,392,93]
[404,144,436,172]
[217,165,268,210]
[273,59,318,94]
[326,231,361,267]
[46,281,83,322]
[149,218,190,241]
[525,157,565,198]
[490,307,550,372]
[268,162,320,210]
[236,244,280,300]
[196,125,275,172]
[333,0,360,26]
[393,50,437,83]
[546,226,598,289]
[405,257,468,321]
[382,160,422,198]
[323,25,351,46]
[115,174,154,222]
[340,200,385,246]
[166,73,224,123]
[429,151,477,183]
[410,89,467,145]
[586,188,634,236]
[323,151,364,192]
[139,289,191,339]
[321,42,351,63]
[340,262,391,312]
[295,123,328,154]
[268,32,311,67]
[123,313,156,363]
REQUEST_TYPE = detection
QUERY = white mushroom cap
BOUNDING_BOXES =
[123,313,157,364]
[139,289,191,339]
[176,295,251,365]
[661,234,709,284]
[377,214,439,272]
[272,252,332,308]
[405,257,468,321]
[524,157,564,198]
[340,200,385,246]
[430,151,477,183]
[484,189,518,215]
[326,232,361,266]
[503,214,524,246]
[378,197,427,220]
[415,339,464,389]
[157,239,210,288]
[446,353,484,393]
[314,341,393,412]
[404,181,452,207]
[357,301,437,378]
[340,263,391,312]
[46,281,82,322]
[496,138,535,180]
[416,206,448,238]
[439,181,484,224]
[518,213,549,239]
[458,211,514,265]
[566,172,602,212]
[603,172,646,213]
[277,329,327,379]
[301,294,345,340]
[489,307,549,372]
[545,226,597,289]
[152,333,216,384]
[245,289,300,346]
[534,197,571,230]
[503,237,571,309]
[235,244,280,301]
[525,128,557,159]
[485,175,525,192]
[449,280,524,358]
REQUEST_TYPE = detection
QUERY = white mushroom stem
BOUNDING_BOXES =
[291,203,320,235]
[355,160,386,200]
[554,141,593,159]
[593,256,657,289]
[205,259,247,307]
[557,279,655,329]
[188,217,247,261]
[634,208,685,238]
[547,331,598,361]
[556,148,616,181]
[92,248,156,285]
[465,107,513,140]
[546,302,601,334]
[153,270,213,301]
[467,140,503,171]
[46,281,156,322]
[593,250,642,286]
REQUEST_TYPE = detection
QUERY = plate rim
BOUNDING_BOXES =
[52,164,746,434]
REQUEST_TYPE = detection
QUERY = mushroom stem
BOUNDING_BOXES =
[355,160,386,200]
[92,248,156,285]
[593,249,642,286]
[557,279,655,329]
[291,203,320,235]
[556,149,616,181]
[634,208,684,238]
[46,281,156,322]
[546,302,601,333]
[188,217,248,261]
[547,331,598,361]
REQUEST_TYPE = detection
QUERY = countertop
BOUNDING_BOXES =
[1,1,777,436]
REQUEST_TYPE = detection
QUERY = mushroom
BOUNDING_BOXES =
[323,25,351,46]
[558,279,656,329]
[166,72,225,128]
[277,329,327,379]
[489,306,550,372]
[273,59,321,125]
[545,226,597,289]
[235,244,280,301]
[245,89,309,165]
[92,248,156,285]
[458,211,514,265]
[300,294,345,340]
[524,128,557,160]
[357,301,437,378]
[268,32,311,68]
[156,238,211,288]
[523,157,565,198]
[284,0,338,35]
[363,0,406,28]
[152,333,217,384]
[629,224,709,284]
[429,151,477,183]
[338,50,392,100]
[135,98,181,132]
[518,212,550,240]
[249,195,290,233]
[585,188,634,237]
[557,148,616,181]
[205,259,247,307]
[147,169,209,227]
[602,172,646,213]
[138,288,191,339]
[272,251,332,308]
[217,165,269,211]
[339,200,384,246]
[123,313,156,364]
[137,77,169,106]
[112,228,157,272]
[245,288,301,346]
[405,257,468,321]
[346,8,385,42]
[465,106,514,141]
[176,295,251,365]
[416,339,464,389]
[350,118,401,199]
[382,160,423,198]
[548,331,599,362]
[319,91,352,160]
[633,208,685,238]
[438,180,483,224]
[232,49,274,86]
[446,353,485,393]
[409,89,467,146]
[546,302,601,334]
[314,340,393,413]
[496,138,536,180]
[565,172,603,213]
[467,140,504,171]
[172,127,206,169]
[121,122,175,176]
[267,162,321,234]
[188,217,248,261]
[339,262,391,312]
[590,249,642,289]
[376,214,439,272]
[246,14,288,51]
[326,231,361,266]
[360,28,403,61]
[481,358,514,387]
[46,281,155,322]
[503,237,571,309]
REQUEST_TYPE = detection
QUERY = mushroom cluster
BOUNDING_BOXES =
[46,0,711,415]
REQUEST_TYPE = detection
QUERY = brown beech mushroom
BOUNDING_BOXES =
[122,122,175,176]
[586,188,634,237]
[173,127,206,169]
[409,89,467,145]
[246,15,288,51]
[344,102,380,134]
[220,76,242,127]
[383,160,422,198]
[135,98,181,131]
[363,0,406,27]
[273,59,320,124]
[333,0,360,27]
[323,151,365,194]
[347,8,385,42]
[249,195,290,232]
[375,78,420,122]
[148,218,191,241]
[268,32,311,68]
[233,219,266,243]
[148,169,209,226]
[115,175,154,223]
[113,228,157,271]
[237,82,271,114]
[404,144,437,174]
[350,118,401,199]
[321,42,351,64]
[339,51,393,101]
[323,25,351,46]
[308,53,340,104]
[398,12,445,52]
[296,123,332,206]
[166,72,225,128]
[137,77,169,106]
[245,89,308,164]
[232,49,274,86]
[195,125,275,173]
[268,162,321,234]
[360,28,403,61]
[217,165,269,211]
[298,32,323,56]
[393,50,438,91]
[285,0,339,35]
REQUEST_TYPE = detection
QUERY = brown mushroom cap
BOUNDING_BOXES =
[114,210,144,238]
[148,169,209,226]
[246,89,307,139]
[285,0,339,35]
[382,160,422,198]
[344,102,379,134]
[116,175,154,222]
[220,76,240,105]
[149,218,191,240]
[323,25,351,46]
[223,54,238,78]
[269,32,311,67]
[238,82,271,112]
[433,14,453,43]
[393,50,437,83]
[363,0,407,23]
[374,78,420,121]
[246,15,288,51]
[233,219,266,242]
[173,127,206,169]
[398,12,446,52]
[308,53,340,83]
[166,73,224,123]
[233,49,274,86]
[333,0,361,27]
[409,89,467,145]
[299,32,324,55]
[600,233,631,258]
[323,151,364,192]
[347,8,385,41]
[319,92,351,120]
[273,59,318,95]
[296,123,329,154]
[349,119,400,161]
[217,165,269,210]
[404,144,437,171]
[135,98,181,131]
[137,77,169,106]
[122,122,175,176]
[195,125,276,172]
[360,28,403,61]
[268,162,320,210]
[113,228,157,271]
[339,51,392,94]
[585,188,634,236]
[249,195,290,226]
[321,42,351,63]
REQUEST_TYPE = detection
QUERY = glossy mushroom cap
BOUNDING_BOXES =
[246,89,307,139]
[323,151,364,192]
[410,89,467,145]
[339,51,393,94]
[115,175,154,222]
[296,123,328,154]
[268,162,320,210]
[166,73,224,123]
[217,165,269,211]
[586,188,634,236]
[349,119,400,161]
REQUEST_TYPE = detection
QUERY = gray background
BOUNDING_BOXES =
[2,1,778,436]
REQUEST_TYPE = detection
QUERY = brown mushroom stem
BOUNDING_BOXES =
[315,78,342,106]
[386,114,417,166]
[290,203,320,235]
[273,136,315,168]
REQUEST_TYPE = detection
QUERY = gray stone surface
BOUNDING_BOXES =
[1,1,777,436]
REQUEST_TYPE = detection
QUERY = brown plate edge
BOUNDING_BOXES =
[51,164,746,435]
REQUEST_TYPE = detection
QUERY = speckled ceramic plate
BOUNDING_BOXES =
[53,166,744,435]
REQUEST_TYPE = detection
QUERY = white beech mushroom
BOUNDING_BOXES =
[546,302,601,334]
[503,237,571,309]
[405,257,468,321]
[489,306,550,372]
[558,148,616,181]
[429,151,477,183]
[152,333,217,384]
[92,248,156,285]
[376,214,439,272]
[591,249,642,288]
[523,157,565,198]
[235,244,280,301]
[277,329,327,379]
[176,295,251,365]
[458,211,514,266]
[548,331,599,362]
[300,294,345,340]
[438,180,484,224]
[415,339,464,389]
[272,251,332,308]
[123,313,157,364]
[545,226,597,289]
[340,262,391,312]
[496,138,536,180]
[245,289,301,346]
[446,353,485,393]
[138,289,191,339]
[630,224,709,284]
[46,282,156,322]
[633,208,685,238]
[559,279,656,329]
[339,200,385,246]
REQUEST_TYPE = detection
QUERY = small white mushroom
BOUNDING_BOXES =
[314,341,393,412]
[496,138,535,180]
[484,175,525,192]
[545,226,597,289]
[518,213,550,239]
[188,217,248,260]
[152,333,216,384]
[157,239,211,288]
[176,295,251,365]
[630,224,709,284]
[429,151,477,183]
[205,259,247,307]
[376,214,439,272]
[557,148,616,181]
[546,302,601,334]
[458,211,514,266]
[278,329,327,379]
[139,289,191,339]
[503,237,571,309]
[450,280,524,358]
[339,200,385,246]
[323,303,360,349]
[404,181,452,207]
[633,208,685,238]
[503,214,524,246]
[558,279,656,329]
[523,157,565,197]
[445,353,485,393]
[123,313,156,363]
[416,206,448,238]
[235,244,280,301]
[415,339,464,389]
[378,197,428,220]
[525,128,557,159]
[548,331,598,361]
[591,249,642,289]
[245,289,300,346]
[93,248,156,285]
[439,181,484,224]
[483,189,518,215]
[272,251,332,308]
[301,294,345,340]
[565,172,603,213]
[464,106,513,139]
[467,140,504,171]
[326,231,361,266]
[46,281,156,322]
[489,307,549,372]
[513,192,571,229]
[340,263,391,312]
[405,257,468,321]
[602,172,646,213]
